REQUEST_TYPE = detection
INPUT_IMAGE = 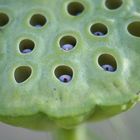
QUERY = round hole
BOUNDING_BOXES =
[30,14,47,28]
[19,39,35,54]
[90,23,108,36]
[14,66,32,83]
[0,13,9,27]
[98,54,117,72]
[54,65,73,83]
[127,21,140,37]
[67,2,85,16]
[60,36,76,51]
[105,0,123,10]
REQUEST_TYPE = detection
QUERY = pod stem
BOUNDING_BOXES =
[52,124,88,140]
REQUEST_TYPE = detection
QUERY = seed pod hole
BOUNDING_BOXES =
[30,14,47,28]
[14,66,32,83]
[105,0,123,10]
[60,36,76,51]
[90,23,108,36]
[54,65,73,83]
[98,54,117,72]
[0,13,9,27]
[19,39,35,54]
[127,21,140,37]
[67,2,85,16]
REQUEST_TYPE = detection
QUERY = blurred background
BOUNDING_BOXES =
[0,103,140,140]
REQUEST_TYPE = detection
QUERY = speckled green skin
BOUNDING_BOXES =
[0,0,140,130]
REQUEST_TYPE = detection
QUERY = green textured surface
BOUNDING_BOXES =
[0,0,139,130]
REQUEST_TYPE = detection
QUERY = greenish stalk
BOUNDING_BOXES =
[52,124,88,140]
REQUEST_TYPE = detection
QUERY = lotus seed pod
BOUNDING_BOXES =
[0,0,139,131]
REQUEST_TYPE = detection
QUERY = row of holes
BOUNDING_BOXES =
[19,36,76,54]
[0,0,124,27]
[0,0,123,27]
[19,20,140,54]
[68,0,123,16]
[0,13,47,28]
[1,11,140,38]
[14,54,117,83]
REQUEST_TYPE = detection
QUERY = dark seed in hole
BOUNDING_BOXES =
[0,13,9,27]
[59,75,72,83]
[127,22,140,37]
[67,2,84,16]
[19,39,35,54]
[105,0,123,10]
[62,44,74,51]
[14,66,32,83]
[60,36,76,51]
[102,64,115,72]
[30,14,47,27]
[90,23,108,36]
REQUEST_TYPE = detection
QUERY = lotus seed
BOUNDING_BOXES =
[22,49,32,53]
[94,32,104,36]
[35,24,42,28]
[62,44,74,51]
[59,75,72,83]
[102,64,115,72]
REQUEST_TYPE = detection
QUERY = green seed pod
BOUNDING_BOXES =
[0,0,139,131]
